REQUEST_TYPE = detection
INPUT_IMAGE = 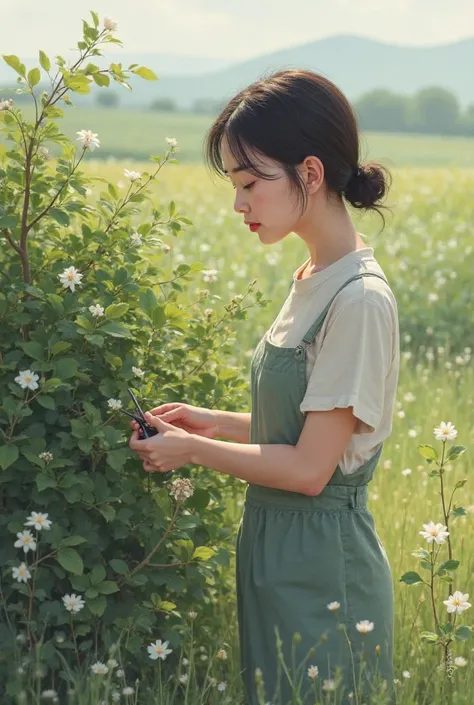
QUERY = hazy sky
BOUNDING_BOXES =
[2,0,473,59]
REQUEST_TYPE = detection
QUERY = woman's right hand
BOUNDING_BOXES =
[146,403,220,439]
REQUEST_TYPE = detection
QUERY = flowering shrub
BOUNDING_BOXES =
[0,12,264,699]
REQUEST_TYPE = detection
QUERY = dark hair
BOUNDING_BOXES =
[204,69,390,218]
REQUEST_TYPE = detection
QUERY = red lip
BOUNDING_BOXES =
[248,223,261,232]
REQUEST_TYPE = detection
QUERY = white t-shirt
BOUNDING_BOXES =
[266,247,400,475]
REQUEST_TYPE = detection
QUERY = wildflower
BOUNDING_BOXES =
[217,682,227,692]
[104,16,118,31]
[307,665,319,679]
[41,691,58,700]
[169,478,194,502]
[132,366,145,378]
[216,648,228,660]
[454,656,467,667]
[107,659,119,669]
[124,169,141,182]
[0,99,13,111]
[356,620,375,634]
[89,304,104,318]
[130,230,143,246]
[327,601,340,612]
[147,639,172,660]
[322,679,336,691]
[25,511,52,531]
[108,398,123,411]
[58,266,83,292]
[12,563,31,583]
[188,611,197,619]
[38,146,51,159]
[91,661,109,675]
[182,658,189,666]
[14,530,37,554]
[202,269,218,283]
[443,591,471,615]
[15,369,40,391]
[123,686,135,695]
[401,468,412,476]
[179,674,188,684]
[433,421,457,442]
[39,452,54,463]
[419,521,449,544]
[76,130,100,151]
[62,593,85,613]
[165,137,178,149]
[116,669,125,678]
[402,670,411,679]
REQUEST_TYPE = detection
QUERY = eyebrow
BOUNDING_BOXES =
[222,166,247,175]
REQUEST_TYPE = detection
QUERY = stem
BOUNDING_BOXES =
[69,615,81,667]
[429,546,440,630]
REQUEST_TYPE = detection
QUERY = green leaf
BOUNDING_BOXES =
[90,565,106,585]
[42,378,62,393]
[0,444,19,470]
[104,303,129,320]
[192,546,216,562]
[36,474,57,492]
[50,341,72,356]
[109,559,129,574]
[55,358,78,380]
[28,67,41,87]
[437,560,460,573]
[139,289,157,317]
[101,321,132,338]
[2,54,25,77]
[37,395,56,410]
[455,479,467,489]
[90,10,99,27]
[50,208,70,227]
[93,73,110,87]
[447,445,467,461]
[60,536,87,547]
[420,631,439,643]
[454,625,472,642]
[417,444,437,463]
[39,51,51,72]
[57,548,84,575]
[158,601,176,612]
[87,595,107,616]
[85,588,99,599]
[20,341,45,360]
[452,506,468,518]
[132,66,158,81]
[411,547,431,560]
[400,571,424,585]
[96,580,119,595]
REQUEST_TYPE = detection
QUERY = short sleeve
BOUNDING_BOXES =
[300,299,393,433]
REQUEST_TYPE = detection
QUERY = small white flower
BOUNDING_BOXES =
[356,620,375,634]
[62,593,85,613]
[14,530,37,554]
[130,230,143,247]
[401,468,412,476]
[419,521,449,544]
[132,366,145,378]
[41,690,58,700]
[116,669,125,678]
[122,686,135,695]
[307,665,319,679]
[443,591,471,615]
[217,682,227,692]
[59,266,83,292]
[322,679,336,691]
[147,639,172,660]
[454,656,467,667]
[38,146,51,160]
[111,693,120,703]
[124,169,141,182]
[188,611,197,619]
[182,658,189,666]
[165,136,178,149]
[402,670,411,679]
[25,511,52,531]
[433,421,457,442]
[327,601,340,612]
[202,269,218,283]
[217,648,228,660]
[12,563,31,583]
[91,661,109,675]
[169,478,194,502]
[107,658,119,669]
[39,452,54,463]
[0,98,14,111]
[76,129,100,151]
[89,304,105,318]
[108,398,123,411]
[179,674,189,684]
[15,369,40,391]
[104,16,118,31]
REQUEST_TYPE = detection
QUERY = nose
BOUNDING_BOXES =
[233,191,249,215]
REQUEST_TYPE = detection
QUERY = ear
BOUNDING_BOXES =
[300,155,324,195]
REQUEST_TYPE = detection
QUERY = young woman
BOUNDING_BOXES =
[130,69,400,704]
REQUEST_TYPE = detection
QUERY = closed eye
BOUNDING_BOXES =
[232,182,256,191]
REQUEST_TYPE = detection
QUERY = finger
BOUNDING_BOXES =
[149,403,183,416]
[144,412,172,431]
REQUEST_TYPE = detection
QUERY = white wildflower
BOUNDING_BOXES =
[169,478,194,502]
[12,563,32,583]
[39,452,54,463]
[202,269,218,283]
[402,670,411,679]
[124,169,141,182]
[165,137,178,149]
[433,421,457,442]
[62,593,85,613]
[111,693,120,703]
[25,511,52,531]
[307,665,319,679]
[401,468,412,476]
[356,620,375,634]
[443,591,471,615]
[419,521,449,545]
[38,146,51,160]
[217,682,227,692]
[454,656,467,667]
[122,686,135,695]
[132,366,145,378]
[130,230,143,246]
[188,611,197,619]
[91,661,109,675]
[15,369,40,391]
[104,16,118,31]
[108,398,123,411]
[147,639,172,660]
[327,601,340,612]
[322,679,336,691]
[107,658,119,669]
[89,304,105,318]
[179,674,189,684]
[41,690,58,700]
[58,266,83,292]
[116,669,125,678]
[76,130,100,151]
[14,530,37,554]
[0,99,13,111]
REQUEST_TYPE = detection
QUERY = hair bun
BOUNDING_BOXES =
[344,162,389,211]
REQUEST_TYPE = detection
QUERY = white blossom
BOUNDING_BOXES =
[169,478,194,502]
[124,169,141,182]
[188,611,197,619]
[179,674,188,684]
[202,269,218,283]
[132,366,145,378]
[327,601,340,612]
[39,452,54,463]
[0,99,13,111]
[108,398,123,411]
[25,511,52,531]
[107,659,119,669]
[307,665,319,679]
[12,563,32,583]
[147,639,172,660]
[356,620,375,634]
[111,693,120,702]
[419,521,449,544]
[59,266,83,292]
[89,304,105,318]
[217,682,227,692]
[103,16,118,31]
[76,129,100,151]
[165,136,178,149]
[15,369,40,391]
[62,593,85,613]
[433,421,458,442]
[122,686,134,696]
[41,690,58,700]
[402,670,411,679]
[130,230,143,246]
[116,669,125,678]
[454,656,467,667]
[443,591,471,615]
[216,648,228,660]
[322,679,336,691]
[91,661,109,675]
[14,530,37,554]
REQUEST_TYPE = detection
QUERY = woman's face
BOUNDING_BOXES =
[220,136,305,246]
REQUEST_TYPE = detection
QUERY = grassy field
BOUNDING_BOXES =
[14,105,474,167]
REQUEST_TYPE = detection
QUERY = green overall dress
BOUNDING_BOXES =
[236,273,394,705]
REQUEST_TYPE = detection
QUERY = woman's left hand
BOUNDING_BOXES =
[129,412,193,473]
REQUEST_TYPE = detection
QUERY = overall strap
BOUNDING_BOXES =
[296,273,389,355]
